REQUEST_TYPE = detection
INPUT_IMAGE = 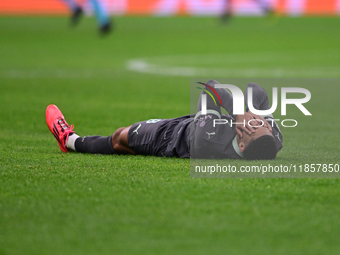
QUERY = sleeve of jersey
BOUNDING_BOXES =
[203,80,236,118]
[244,82,271,111]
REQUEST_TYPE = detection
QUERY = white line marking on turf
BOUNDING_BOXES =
[1,51,339,78]
[126,58,340,78]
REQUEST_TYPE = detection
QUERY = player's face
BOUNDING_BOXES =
[241,126,273,146]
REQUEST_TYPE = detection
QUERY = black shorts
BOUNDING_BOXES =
[127,119,175,157]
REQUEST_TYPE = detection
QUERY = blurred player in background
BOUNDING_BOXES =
[221,0,273,22]
[60,0,111,34]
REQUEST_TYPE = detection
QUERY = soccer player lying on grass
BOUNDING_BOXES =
[46,81,283,160]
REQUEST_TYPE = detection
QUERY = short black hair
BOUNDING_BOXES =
[243,135,277,160]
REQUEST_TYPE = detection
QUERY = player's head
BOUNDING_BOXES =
[238,126,277,160]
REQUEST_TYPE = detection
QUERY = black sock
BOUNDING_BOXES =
[75,135,115,154]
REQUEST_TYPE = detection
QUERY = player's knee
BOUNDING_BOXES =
[111,127,125,149]
[112,127,130,151]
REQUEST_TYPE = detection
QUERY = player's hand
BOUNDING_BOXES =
[235,111,272,138]
[247,111,272,133]
[235,112,259,137]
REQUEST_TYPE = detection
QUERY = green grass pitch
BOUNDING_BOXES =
[1,16,340,254]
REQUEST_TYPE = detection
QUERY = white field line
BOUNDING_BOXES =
[126,59,340,78]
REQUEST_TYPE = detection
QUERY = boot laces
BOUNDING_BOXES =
[58,118,74,132]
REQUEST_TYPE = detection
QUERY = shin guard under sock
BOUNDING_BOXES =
[75,135,115,154]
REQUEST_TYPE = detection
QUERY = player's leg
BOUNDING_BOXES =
[46,104,134,155]
[221,0,232,23]
[68,126,134,154]
[88,0,112,34]
[71,119,170,156]
[60,0,83,25]
[253,0,272,15]
[68,134,115,154]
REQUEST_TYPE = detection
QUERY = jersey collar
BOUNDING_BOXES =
[232,135,244,158]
